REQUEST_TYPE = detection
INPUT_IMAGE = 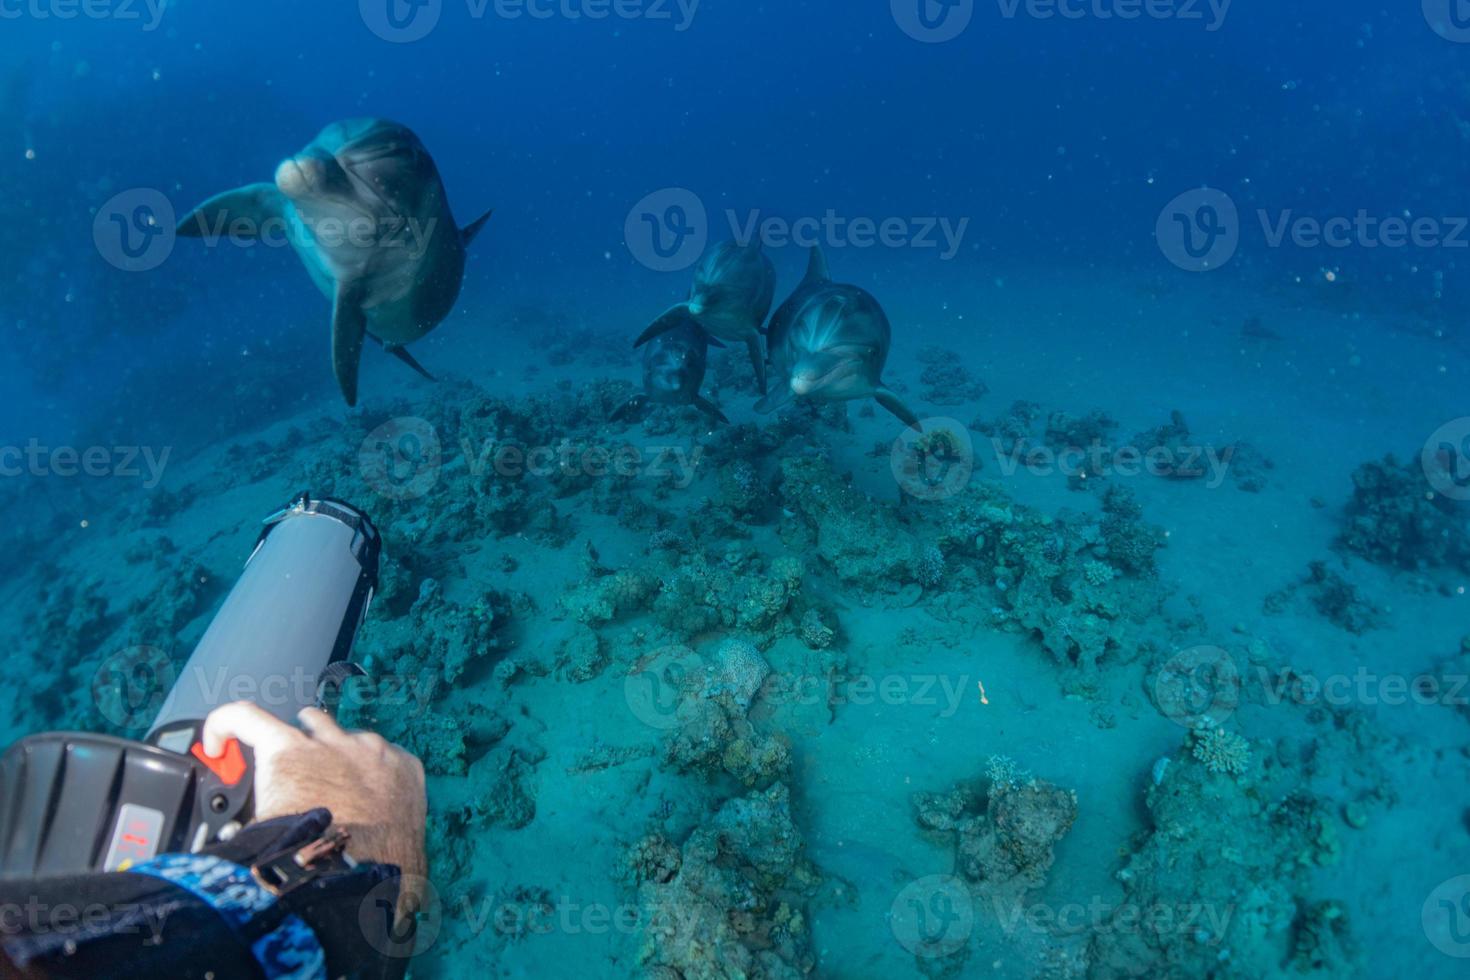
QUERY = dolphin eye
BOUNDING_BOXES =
[345,138,407,165]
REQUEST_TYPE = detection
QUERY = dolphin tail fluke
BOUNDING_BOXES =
[875,388,922,431]
[176,183,285,239]
[634,303,692,348]
[745,335,767,396]
[610,394,646,423]
[332,285,369,407]
[382,341,437,383]
[803,244,830,285]
[753,385,794,416]
[461,209,493,247]
[693,396,729,425]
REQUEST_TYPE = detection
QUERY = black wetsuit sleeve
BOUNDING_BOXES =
[0,810,409,980]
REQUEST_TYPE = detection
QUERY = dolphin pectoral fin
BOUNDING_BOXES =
[382,342,437,383]
[803,245,830,285]
[176,183,285,239]
[693,396,729,425]
[461,209,493,247]
[634,303,692,348]
[875,388,923,431]
[753,385,794,416]
[745,335,767,396]
[331,286,369,407]
[610,394,646,423]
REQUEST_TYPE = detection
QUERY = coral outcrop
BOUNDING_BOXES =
[661,640,792,787]
[1085,730,1353,978]
[1263,560,1382,634]
[916,346,989,405]
[914,777,1078,909]
[626,784,817,979]
[1339,454,1470,572]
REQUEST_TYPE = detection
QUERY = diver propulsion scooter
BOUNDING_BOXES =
[0,493,380,878]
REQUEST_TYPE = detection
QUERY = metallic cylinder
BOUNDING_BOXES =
[146,494,380,743]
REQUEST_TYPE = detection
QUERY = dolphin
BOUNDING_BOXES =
[635,240,775,395]
[175,118,491,406]
[754,246,920,430]
[612,310,728,425]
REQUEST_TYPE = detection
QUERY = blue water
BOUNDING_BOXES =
[7,1,1467,435]
[4,2,1470,978]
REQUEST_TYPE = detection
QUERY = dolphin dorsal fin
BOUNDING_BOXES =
[461,209,493,247]
[803,245,829,285]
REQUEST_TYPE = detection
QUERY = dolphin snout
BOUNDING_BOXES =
[791,373,816,396]
[275,153,333,198]
[274,158,310,197]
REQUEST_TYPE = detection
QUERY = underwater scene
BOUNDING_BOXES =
[6,0,1470,976]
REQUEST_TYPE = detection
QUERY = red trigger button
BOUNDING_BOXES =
[192,738,248,787]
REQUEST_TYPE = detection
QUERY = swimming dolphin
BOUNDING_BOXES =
[754,246,920,430]
[612,310,728,425]
[175,118,491,406]
[635,240,775,395]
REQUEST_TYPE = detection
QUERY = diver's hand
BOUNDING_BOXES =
[202,702,427,900]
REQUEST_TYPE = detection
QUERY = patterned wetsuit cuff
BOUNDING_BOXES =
[126,852,327,980]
